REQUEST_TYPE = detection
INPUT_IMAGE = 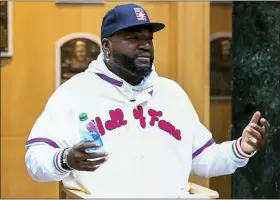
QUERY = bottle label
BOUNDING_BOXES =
[87,121,99,132]
[83,121,104,148]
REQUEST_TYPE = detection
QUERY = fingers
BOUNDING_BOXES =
[79,158,107,171]
[75,142,101,152]
[84,151,108,160]
[245,121,269,147]
[249,123,266,139]
[260,118,270,133]
[250,111,261,124]
[82,157,108,167]
[71,142,108,161]
[73,150,108,161]
[67,142,109,171]
[245,125,263,141]
[249,117,270,142]
[79,165,100,172]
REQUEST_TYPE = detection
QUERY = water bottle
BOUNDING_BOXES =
[78,112,103,153]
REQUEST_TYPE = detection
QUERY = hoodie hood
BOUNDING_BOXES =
[85,53,158,91]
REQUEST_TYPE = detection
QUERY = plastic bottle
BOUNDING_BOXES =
[78,112,103,153]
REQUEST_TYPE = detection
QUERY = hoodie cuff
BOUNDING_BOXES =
[53,149,71,174]
[231,137,256,160]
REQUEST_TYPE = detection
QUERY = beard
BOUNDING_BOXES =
[111,50,154,78]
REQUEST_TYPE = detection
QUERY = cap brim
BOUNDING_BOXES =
[131,22,165,32]
[105,22,165,38]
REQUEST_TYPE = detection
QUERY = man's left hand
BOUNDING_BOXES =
[241,111,270,154]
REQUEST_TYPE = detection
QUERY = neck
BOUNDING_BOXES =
[105,60,143,86]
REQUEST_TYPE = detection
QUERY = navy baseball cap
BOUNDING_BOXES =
[101,3,165,39]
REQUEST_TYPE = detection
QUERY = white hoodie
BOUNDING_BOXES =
[25,54,254,198]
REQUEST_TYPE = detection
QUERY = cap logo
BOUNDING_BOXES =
[133,8,147,21]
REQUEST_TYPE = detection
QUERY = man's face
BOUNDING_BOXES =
[109,26,154,78]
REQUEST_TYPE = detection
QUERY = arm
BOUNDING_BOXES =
[167,80,254,178]
[25,145,70,182]
[191,120,254,178]
[25,86,75,182]
[168,80,268,179]
[190,108,269,178]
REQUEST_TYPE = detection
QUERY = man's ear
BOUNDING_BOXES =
[101,38,112,55]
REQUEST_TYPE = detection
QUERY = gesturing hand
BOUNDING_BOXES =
[67,142,108,171]
[241,111,270,154]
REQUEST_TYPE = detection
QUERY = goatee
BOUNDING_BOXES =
[112,51,153,78]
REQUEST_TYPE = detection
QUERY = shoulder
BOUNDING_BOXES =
[157,77,180,87]
[156,76,199,119]
[156,77,189,99]
[55,71,100,94]
[46,72,94,106]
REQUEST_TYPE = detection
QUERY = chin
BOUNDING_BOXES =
[134,66,152,78]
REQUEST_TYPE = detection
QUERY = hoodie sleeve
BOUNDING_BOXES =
[170,80,255,178]
[190,120,255,178]
[25,85,76,182]
[25,145,71,182]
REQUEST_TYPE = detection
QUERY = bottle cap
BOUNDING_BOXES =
[79,113,88,121]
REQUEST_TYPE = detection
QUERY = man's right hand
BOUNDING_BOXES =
[67,142,108,171]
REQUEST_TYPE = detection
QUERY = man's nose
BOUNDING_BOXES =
[139,40,152,50]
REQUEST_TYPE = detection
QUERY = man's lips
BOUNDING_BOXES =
[135,56,150,63]
[135,52,151,63]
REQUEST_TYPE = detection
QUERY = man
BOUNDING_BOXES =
[25,4,270,198]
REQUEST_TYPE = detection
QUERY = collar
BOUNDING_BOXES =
[86,53,158,95]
